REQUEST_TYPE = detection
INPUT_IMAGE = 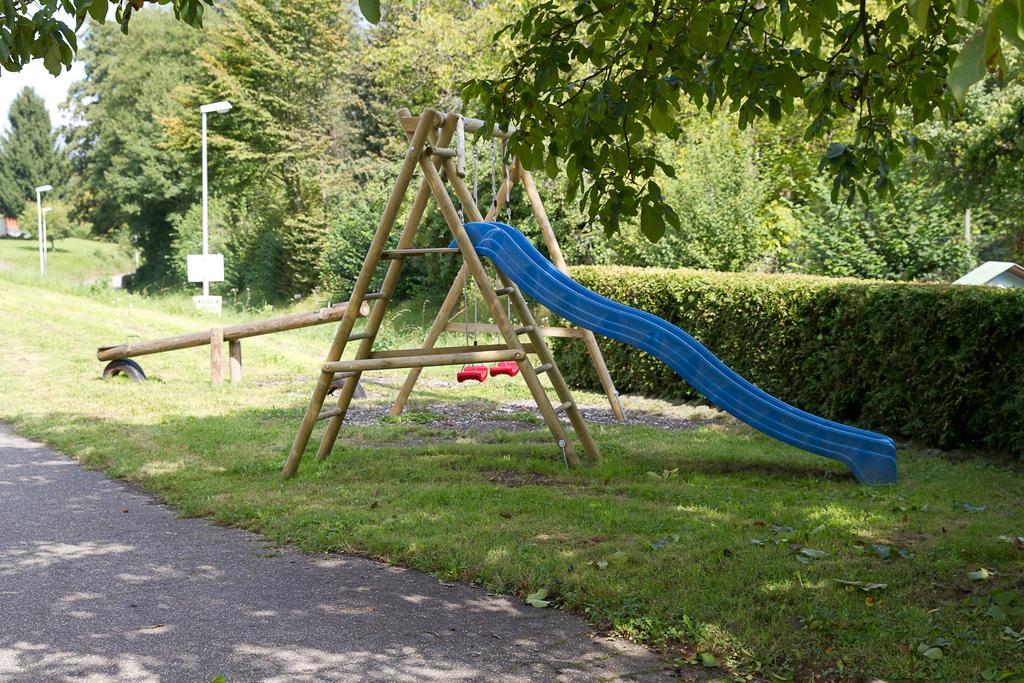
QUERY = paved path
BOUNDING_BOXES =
[0,426,672,682]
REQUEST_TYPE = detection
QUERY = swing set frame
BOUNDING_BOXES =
[281,108,622,479]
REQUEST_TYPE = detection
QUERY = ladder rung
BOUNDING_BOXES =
[514,325,534,335]
[317,408,343,421]
[534,362,553,374]
[364,292,388,301]
[554,401,574,415]
[381,247,461,259]
[495,286,515,296]
[427,146,459,158]
[348,331,372,341]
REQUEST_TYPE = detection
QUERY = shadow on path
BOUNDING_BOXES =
[0,425,676,682]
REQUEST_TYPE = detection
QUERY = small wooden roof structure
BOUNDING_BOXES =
[953,261,1024,288]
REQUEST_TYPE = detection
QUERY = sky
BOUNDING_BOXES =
[1,61,86,135]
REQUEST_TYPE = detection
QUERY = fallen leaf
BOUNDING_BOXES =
[997,535,1024,549]
[834,579,888,592]
[968,568,993,581]
[700,652,718,667]
[960,503,987,513]
[525,588,550,608]
[871,544,892,560]
[798,547,828,560]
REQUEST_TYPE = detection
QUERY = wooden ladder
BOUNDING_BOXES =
[281,108,598,478]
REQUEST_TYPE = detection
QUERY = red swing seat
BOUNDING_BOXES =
[489,360,520,377]
[457,365,489,383]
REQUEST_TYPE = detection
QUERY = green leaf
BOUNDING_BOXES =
[87,0,107,23]
[639,202,666,241]
[358,0,381,24]
[42,41,61,75]
[921,646,943,660]
[986,605,1008,622]
[525,588,550,608]
[948,19,999,105]
[700,652,718,667]
[545,153,559,180]
[649,105,675,134]
[909,0,930,32]
[824,143,846,159]
[993,0,1024,53]
[798,547,828,560]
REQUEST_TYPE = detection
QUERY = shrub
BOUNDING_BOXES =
[553,265,1024,454]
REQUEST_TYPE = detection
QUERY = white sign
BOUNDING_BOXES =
[187,253,225,283]
[192,295,223,315]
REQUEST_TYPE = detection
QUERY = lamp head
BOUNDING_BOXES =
[200,101,233,114]
[35,184,52,193]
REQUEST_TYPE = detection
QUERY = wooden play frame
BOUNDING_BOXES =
[281,108,622,479]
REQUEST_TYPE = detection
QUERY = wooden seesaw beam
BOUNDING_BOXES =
[97,300,370,384]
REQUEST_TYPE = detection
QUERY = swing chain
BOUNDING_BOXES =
[490,137,497,213]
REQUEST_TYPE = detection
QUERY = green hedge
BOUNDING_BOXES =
[552,265,1024,454]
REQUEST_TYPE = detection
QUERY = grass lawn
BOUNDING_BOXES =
[0,266,1022,681]
[0,236,135,286]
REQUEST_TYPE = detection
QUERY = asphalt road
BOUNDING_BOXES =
[0,425,672,682]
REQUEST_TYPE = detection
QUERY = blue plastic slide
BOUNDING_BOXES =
[460,221,897,484]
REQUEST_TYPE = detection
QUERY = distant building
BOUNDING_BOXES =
[954,261,1024,289]
[3,216,25,238]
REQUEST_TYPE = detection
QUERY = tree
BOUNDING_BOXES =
[65,12,202,285]
[17,198,87,250]
[464,0,1024,239]
[927,57,1024,260]
[162,0,360,296]
[0,88,65,217]
[1,0,209,76]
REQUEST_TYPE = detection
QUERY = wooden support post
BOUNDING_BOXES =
[313,110,459,464]
[229,340,242,384]
[210,327,224,386]
[498,271,600,463]
[519,163,625,422]
[281,108,442,479]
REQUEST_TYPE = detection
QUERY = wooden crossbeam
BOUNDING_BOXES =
[381,247,460,259]
[324,349,524,374]
[367,343,537,359]
[444,323,588,338]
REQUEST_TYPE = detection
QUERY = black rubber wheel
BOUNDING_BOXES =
[102,359,147,382]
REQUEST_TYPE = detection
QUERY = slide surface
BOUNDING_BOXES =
[461,221,897,484]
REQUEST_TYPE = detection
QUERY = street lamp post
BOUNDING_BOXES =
[42,207,52,266]
[198,100,232,299]
[34,184,52,276]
